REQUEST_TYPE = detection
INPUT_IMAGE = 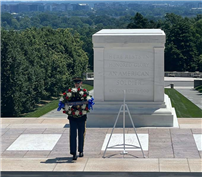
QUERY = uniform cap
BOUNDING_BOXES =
[72,76,82,84]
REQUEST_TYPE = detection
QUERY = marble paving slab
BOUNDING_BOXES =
[7,124,65,128]
[84,158,159,172]
[101,134,148,151]
[193,134,202,151]
[7,134,62,151]
[1,158,57,171]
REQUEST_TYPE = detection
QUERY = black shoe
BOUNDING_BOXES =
[72,154,77,160]
[79,152,84,157]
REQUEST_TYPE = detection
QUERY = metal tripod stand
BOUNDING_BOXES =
[103,90,145,158]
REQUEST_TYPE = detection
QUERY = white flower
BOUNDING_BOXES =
[59,97,64,101]
[79,91,84,96]
[68,111,71,114]
[75,110,79,116]
[87,96,91,101]
[81,104,86,109]
[67,92,72,97]
[72,88,77,92]
[65,104,69,111]
[82,110,87,115]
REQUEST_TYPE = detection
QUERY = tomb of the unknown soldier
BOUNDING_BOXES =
[87,29,178,127]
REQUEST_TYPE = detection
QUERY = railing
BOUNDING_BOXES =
[165,71,202,78]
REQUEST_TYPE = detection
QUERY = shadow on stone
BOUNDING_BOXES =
[41,157,74,164]
[104,153,140,158]
[103,151,146,158]
[63,124,70,128]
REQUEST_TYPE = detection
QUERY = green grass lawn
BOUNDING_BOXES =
[165,88,202,118]
[23,84,93,117]
[82,84,93,91]
[24,99,59,117]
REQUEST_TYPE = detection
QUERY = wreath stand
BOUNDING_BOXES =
[103,90,145,158]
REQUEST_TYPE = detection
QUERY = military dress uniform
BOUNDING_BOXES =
[68,92,87,158]
[68,76,87,160]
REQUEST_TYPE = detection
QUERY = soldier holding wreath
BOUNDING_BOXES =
[57,76,94,160]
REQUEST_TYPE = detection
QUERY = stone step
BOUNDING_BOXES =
[1,171,202,177]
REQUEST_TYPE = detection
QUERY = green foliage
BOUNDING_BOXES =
[127,12,160,29]
[165,88,202,118]
[127,12,202,72]
[193,18,202,67]
[163,13,199,71]
[195,85,202,90]
[195,85,202,93]
[1,27,88,117]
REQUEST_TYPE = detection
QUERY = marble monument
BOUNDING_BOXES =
[87,29,177,127]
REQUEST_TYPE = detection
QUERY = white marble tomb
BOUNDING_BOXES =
[87,29,177,127]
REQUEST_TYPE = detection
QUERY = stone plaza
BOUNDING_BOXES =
[0,117,202,176]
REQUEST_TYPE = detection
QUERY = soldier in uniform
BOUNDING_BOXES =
[68,77,87,160]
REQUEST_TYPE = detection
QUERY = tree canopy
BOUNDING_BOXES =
[1,27,88,117]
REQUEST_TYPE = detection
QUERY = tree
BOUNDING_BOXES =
[1,27,88,117]
[193,19,202,59]
[19,16,31,29]
[164,14,199,71]
[1,29,29,116]
[127,12,160,29]
[127,13,149,28]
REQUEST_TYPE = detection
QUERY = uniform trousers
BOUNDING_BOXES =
[69,116,86,155]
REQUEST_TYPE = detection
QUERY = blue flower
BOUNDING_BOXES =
[57,101,65,111]
[88,97,95,110]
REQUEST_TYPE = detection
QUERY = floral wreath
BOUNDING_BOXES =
[57,87,94,118]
